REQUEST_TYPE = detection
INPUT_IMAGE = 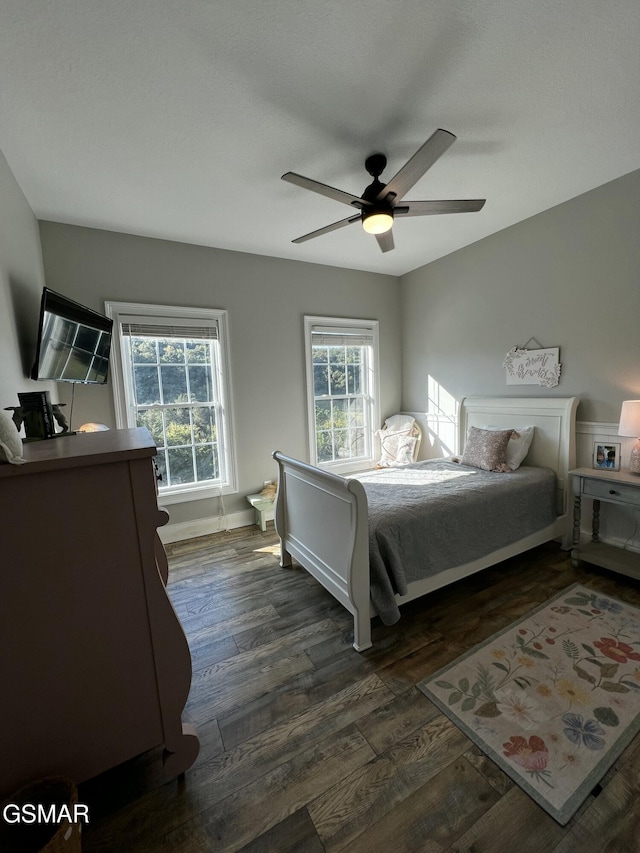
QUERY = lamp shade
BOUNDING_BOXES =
[618,401,640,437]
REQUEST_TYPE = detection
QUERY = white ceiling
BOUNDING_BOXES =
[1,1,639,277]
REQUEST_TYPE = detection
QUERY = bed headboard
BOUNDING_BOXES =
[460,396,579,514]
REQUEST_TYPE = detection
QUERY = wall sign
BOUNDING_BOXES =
[503,345,562,387]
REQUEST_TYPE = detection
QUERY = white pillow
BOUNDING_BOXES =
[0,411,26,465]
[376,429,417,466]
[482,424,535,470]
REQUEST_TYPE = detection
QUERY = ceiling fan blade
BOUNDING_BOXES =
[377,129,456,203]
[292,214,361,244]
[375,230,394,253]
[282,172,371,209]
[395,199,486,216]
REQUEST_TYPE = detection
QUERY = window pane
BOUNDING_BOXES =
[189,365,213,402]
[195,444,218,481]
[193,406,216,443]
[316,431,333,462]
[167,446,195,485]
[132,338,157,364]
[329,365,346,395]
[347,363,362,394]
[349,397,364,426]
[332,398,347,429]
[315,400,331,430]
[134,366,160,404]
[160,365,188,403]
[186,341,209,364]
[314,364,329,397]
[164,406,192,447]
[136,408,165,445]
[333,429,349,459]
[312,345,328,364]
[329,347,345,365]
[159,340,185,363]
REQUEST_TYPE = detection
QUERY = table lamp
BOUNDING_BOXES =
[618,400,640,474]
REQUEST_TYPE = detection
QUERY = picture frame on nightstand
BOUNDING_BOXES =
[592,441,621,471]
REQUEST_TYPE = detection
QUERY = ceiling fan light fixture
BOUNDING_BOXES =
[284,130,485,253]
[362,210,393,235]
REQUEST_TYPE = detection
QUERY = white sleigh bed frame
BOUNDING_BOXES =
[273,396,578,652]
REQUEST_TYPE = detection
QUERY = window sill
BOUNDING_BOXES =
[317,459,376,476]
[158,483,237,505]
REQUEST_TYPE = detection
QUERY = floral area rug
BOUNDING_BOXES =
[417,584,640,825]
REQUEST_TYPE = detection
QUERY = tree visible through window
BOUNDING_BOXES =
[105,302,236,500]
[313,343,366,462]
[127,335,221,488]
[305,317,379,470]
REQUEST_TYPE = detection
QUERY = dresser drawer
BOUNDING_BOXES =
[583,478,640,507]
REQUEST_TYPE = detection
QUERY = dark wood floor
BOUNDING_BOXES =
[79,526,640,852]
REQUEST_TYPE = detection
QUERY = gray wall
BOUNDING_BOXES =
[6,152,640,531]
[0,150,53,413]
[400,168,640,425]
[38,222,402,522]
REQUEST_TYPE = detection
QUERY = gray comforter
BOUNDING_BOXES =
[354,459,557,625]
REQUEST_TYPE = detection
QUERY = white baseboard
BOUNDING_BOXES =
[158,508,256,544]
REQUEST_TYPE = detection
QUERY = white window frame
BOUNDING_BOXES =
[105,300,237,504]
[304,315,380,474]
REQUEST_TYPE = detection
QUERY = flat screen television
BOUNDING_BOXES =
[31,288,113,384]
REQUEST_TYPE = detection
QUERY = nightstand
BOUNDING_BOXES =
[570,467,640,579]
[246,493,275,531]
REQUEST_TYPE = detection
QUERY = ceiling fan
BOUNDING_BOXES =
[282,129,485,253]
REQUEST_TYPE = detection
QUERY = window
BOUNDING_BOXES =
[304,316,379,472]
[106,302,236,503]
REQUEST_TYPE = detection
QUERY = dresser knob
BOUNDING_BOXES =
[609,489,618,495]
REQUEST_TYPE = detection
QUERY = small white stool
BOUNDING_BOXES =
[246,493,275,531]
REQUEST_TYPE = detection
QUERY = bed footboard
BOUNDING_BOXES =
[272,451,372,651]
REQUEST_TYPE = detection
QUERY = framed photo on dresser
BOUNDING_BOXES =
[593,442,621,471]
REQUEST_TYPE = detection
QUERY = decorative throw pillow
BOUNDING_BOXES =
[376,429,418,467]
[461,426,513,472]
[393,435,418,465]
[0,411,26,465]
[482,424,535,470]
